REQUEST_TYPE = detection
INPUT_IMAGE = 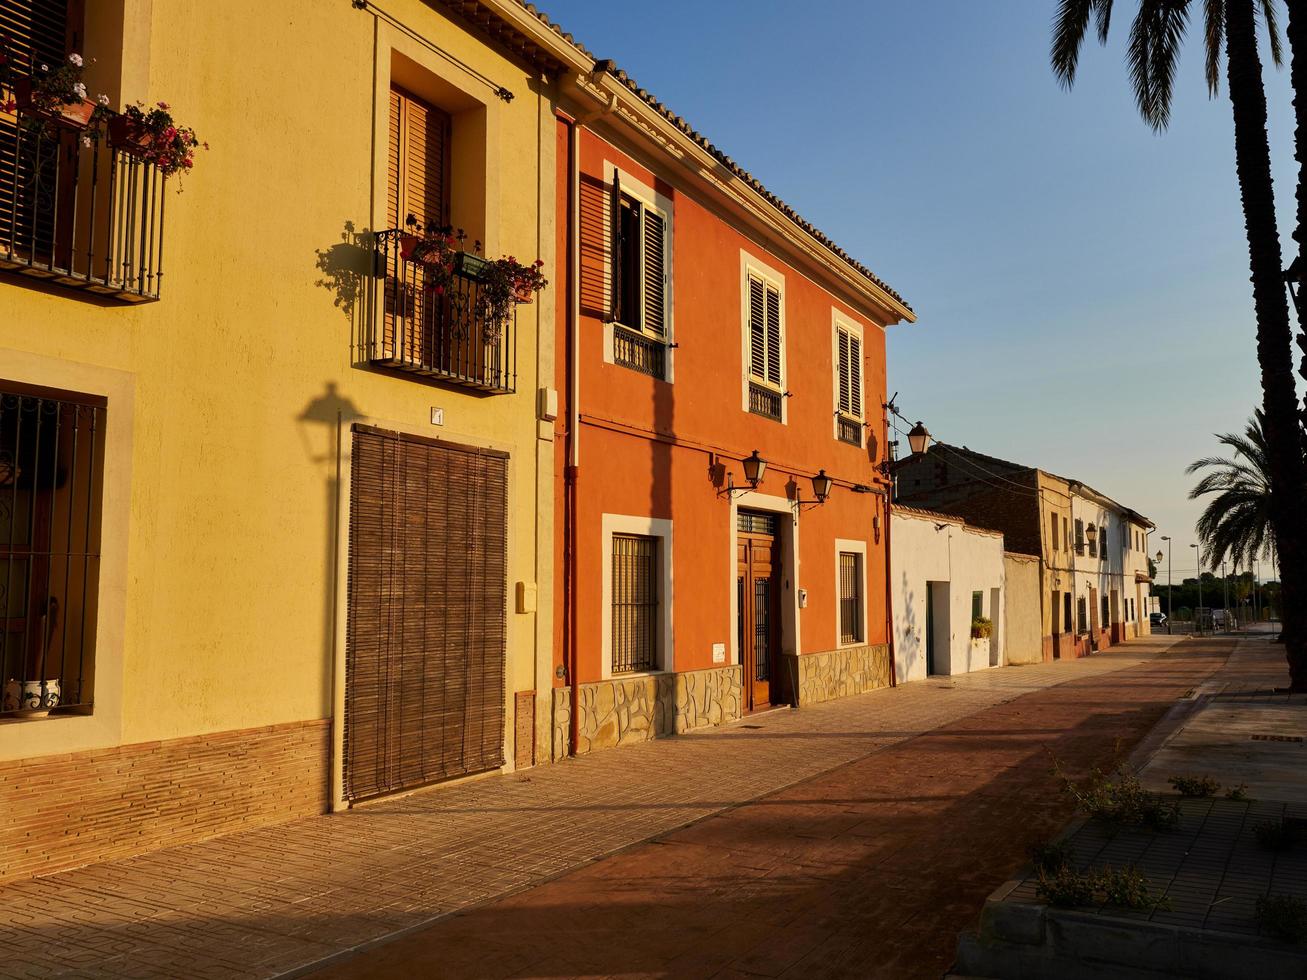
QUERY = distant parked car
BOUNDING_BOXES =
[1150,612,1167,627]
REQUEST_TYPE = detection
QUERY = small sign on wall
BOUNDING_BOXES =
[712,642,726,664]
[430,407,445,426]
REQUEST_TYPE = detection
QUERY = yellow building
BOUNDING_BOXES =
[0,0,568,881]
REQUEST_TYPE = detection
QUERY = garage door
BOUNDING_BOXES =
[345,423,507,801]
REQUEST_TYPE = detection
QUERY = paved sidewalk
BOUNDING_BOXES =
[0,636,1195,980]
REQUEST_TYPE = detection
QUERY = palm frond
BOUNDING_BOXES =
[1052,0,1114,87]
[1260,0,1283,67]
[1128,0,1193,131]
[1204,0,1225,94]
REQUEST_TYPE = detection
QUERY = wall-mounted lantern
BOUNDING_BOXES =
[1086,524,1098,553]
[794,468,834,509]
[720,449,768,499]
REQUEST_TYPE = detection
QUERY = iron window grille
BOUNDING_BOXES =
[1077,597,1088,634]
[1,90,169,301]
[748,381,782,421]
[737,511,777,534]
[365,230,516,393]
[837,416,861,446]
[839,551,863,645]
[0,382,104,718]
[612,534,658,674]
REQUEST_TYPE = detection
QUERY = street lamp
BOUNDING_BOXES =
[1191,543,1203,632]
[810,469,833,503]
[720,449,768,499]
[1160,536,1172,634]
[907,421,931,456]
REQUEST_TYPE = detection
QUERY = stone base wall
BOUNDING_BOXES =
[786,644,892,706]
[0,718,330,884]
[551,664,743,759]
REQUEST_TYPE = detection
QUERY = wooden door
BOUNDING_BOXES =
[345,424,507,802]
[737,512,780,711]
[1089,587,1099,650]
[925,586,936,675]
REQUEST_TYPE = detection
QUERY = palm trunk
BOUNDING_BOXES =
[1291,2,1307,436]
[1226,0,1307,690]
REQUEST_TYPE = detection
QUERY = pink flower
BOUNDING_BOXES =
[157,101,169,110]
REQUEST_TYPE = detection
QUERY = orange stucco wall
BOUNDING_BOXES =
[555,122,893,688]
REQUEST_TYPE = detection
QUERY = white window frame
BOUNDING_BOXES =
[739,250,787,423]
[831,309,865,447]
[601,514,674,679]
[602,162,675,383]
[834,538,868,648]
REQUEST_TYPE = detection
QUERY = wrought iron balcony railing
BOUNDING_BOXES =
[365,230,516,394]
[837,416,861,446]
[613,325,666,379]
[748,381,782,421]
[1,97,167,302]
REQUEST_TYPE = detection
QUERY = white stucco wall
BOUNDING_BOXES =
[892,511,1006,683]
[1068,490,1152,640]
[1003,553,1043,665]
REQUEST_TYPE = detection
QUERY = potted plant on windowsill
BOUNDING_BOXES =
[971,616,993,640]
[1,598,62,719]
[477,256,547,343]
[106,101,206,177]
[7,53,110,132]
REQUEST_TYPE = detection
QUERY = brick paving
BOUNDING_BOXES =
[307,636,1228,980]
[0,635,1210,980]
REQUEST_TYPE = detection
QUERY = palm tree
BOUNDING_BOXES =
[1052,1,1307,691]
[1187,411,1277,570]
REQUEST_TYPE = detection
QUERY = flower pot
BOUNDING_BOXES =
[15,78,95,129]
[1,678,61,718]
[398,233,420,263]
[107,114,152,155]
[512,283,535,304]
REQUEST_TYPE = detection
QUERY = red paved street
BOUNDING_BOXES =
[310,639,1232,980]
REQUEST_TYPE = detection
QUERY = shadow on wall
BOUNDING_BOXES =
[297,382,364,728]
[314,220,376,361]
[899,571,921,681]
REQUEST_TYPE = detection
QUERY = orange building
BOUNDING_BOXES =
[551,66,915,757]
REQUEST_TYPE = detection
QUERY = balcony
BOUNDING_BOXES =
[613,325,666,379]
[365,229,516,394]
[1,99,167,302]
[748,381,782,421]
[837,416,861,446]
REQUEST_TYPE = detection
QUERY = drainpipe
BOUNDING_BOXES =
[566,70,619,757]
[884,488,895,687]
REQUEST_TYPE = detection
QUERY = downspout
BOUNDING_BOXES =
[884,488,895,687]
[566,70,619,757]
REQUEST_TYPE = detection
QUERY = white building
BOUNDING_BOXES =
[892,507,1006,682]
[1068,482,1154,650]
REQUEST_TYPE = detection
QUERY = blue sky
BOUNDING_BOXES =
[537,0,1297,584]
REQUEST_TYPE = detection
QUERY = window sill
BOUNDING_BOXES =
[608,668,672,681]
[0,707,94,725]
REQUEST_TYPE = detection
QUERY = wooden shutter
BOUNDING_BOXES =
[608,171,622,322]
[848,332,861,417]
[578,173,610,316]
[386,85,450,232]
[1,0,82,260]
[837,329,851,414]
[345,425,507,802]
[748,275,766,379]
[642,209,666,337]
[765,283,782,386]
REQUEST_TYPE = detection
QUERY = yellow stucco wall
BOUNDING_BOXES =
[0,0,556,773]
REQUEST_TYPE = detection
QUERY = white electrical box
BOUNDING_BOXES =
[712,642,726,664]
[430,407,445,426]
[797,589,808,609]
[538,387,558,422]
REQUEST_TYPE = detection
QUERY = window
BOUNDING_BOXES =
[839,551,863,644]
[1087,524,1097,558]
[0,381,105,719]
[1050,514,1059,552]
[611,179,670,379]
[745,268,784,421]
[1100,523,1109,560]
[1077,597,1087,634]
[1102,595,1109,626]
[612,534,659,673]
[834,318,863,445]
[972,591,983,620]
[1063,517,1069,554]
[1074,519,1085,555]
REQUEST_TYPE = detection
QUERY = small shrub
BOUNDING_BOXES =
[1255,819,1299,852]
[1168,774,1221,798]
[1036,866,1097,908]
[1257,894,1307,944]
[1029,839,1073,874]
[971,616,993,639]
[1225,783,1251,802]
[1054,758,1180,831]
[1098,866,1170,911]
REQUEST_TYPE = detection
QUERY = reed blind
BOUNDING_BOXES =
[345,424,507,801]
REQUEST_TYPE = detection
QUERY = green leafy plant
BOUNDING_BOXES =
[1052,756,1180,831]
[1254,819,1300,852]
[1035,864,1168,912]
[110,101,205,177]
[970,616,993,639]
[1257,894,1307,944]
[1098,866,1170,911]
[1036,866,1097,908]
[1168,774,1221,798]
[1029,839,1073,875]
[477,255,547,343]
[1,50,111,137]
[1225,783,1252,802]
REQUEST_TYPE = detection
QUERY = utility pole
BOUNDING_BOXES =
[1161,536,1173,634]
[1222,559,1229,632]
[1191,543,1203,633]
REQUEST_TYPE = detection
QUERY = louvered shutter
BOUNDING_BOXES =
[386,86,450,231]
[1,0,81,259]
[837,329,851,414]
[578,173,610,316]
[345,425,507,802]
[748,275,766,379]
[849,332,861,417]
[765,284,782,386]
[642,209,666,337]
[385,88,403,229]
[608,171,622,322]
